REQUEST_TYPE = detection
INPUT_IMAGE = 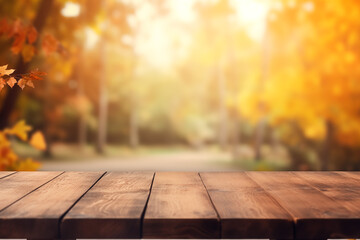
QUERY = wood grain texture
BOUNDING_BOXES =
[200,172,293,239]
[0,171,15,179]
[143,172,219,239]
[0,171,62,211]
[296,171,360,213]
[248,171,360,239]
[61,172,154,239]
[0,171,104,239]
[338,171,360,181]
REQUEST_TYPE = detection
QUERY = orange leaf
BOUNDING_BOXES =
[26,80,34,88]
[7,77,17,88]
[17,78,26,89]
[0,78,5,91]
[27,25,37,44]
[0,18,9,35]
[29,131,46,151]
[0,65,15,76]
[11,33,26,54]
[42,33,58,55]
[29,69,46,79]
[21,44,35,62]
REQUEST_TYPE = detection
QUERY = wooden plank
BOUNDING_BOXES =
[143,172,219,239]
[338,171,360,181]
[0,171,104,239]
[0,171,15,179]
[61,172,154,239]
[0,171,62,211]
[200,172,293,239]
[248,171,360,239]
[296,171,360,213]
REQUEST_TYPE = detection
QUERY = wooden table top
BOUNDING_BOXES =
[0,171,359,239]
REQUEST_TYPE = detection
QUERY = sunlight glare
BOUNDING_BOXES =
[230,0,270,41]
[85,27,99,49]
[61,2,81,18]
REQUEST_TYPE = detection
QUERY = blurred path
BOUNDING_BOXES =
[40,151,236,171]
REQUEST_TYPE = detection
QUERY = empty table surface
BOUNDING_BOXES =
[0,171,359,239]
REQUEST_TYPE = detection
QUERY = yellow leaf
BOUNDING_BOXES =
[4,120,32,141]
[0,65,15,77]
[7,77,17,88]
[15,158,41,171]
[29,131,46,150]
[21,44,35,62]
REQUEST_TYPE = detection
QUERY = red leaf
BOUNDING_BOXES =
[27,25,37,44]
[11,33,26,54]
[0,18,9,35]
[42,34,58,55]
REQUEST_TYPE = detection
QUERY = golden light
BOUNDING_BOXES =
[230,0,270,41]
[61,2,81,18]
[84,27,99,49]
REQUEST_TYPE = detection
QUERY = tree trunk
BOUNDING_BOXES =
[0,0,54,129]
[77,0,87,150]
[42,72,53,158]
[253,18,269,161]
[254,119,265,160]
[217,64,228,149]
[320,120,333,170]
[231,110,240,161]
[96,37,108,154]
[129,102,139,148]
[129,64,139,148]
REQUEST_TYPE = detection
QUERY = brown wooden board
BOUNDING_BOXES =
[338,171,360,181]
[247,171,360,239]
[0,171,15,179]
[143,172,220,239]
[0,171,104,239]
[200,172,293,239]
[61,172,154,239]
[296,171,360,213]
[0,171,62,211]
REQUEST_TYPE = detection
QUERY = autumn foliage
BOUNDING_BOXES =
[0,18,59,62]
[0,65,46,91]
[0,16,51,170]
[0,120,46,170]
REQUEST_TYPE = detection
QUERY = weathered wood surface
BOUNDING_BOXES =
[143,172,220,238]
[200,172,293,239]
[0,171,15,179]
[0,171,360,239]
[0,171,62,211]
[61,172,154,239]
[248,171,360,239]
[0,171,104,239]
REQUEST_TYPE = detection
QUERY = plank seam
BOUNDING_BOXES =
[58,171,107,239]
[140,172,156,239]
[0,171,17,180]
[245,172,297,240]
[0,171,65,213]
[198,172,221,239]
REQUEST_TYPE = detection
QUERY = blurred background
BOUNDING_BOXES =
[1,0,360,171]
